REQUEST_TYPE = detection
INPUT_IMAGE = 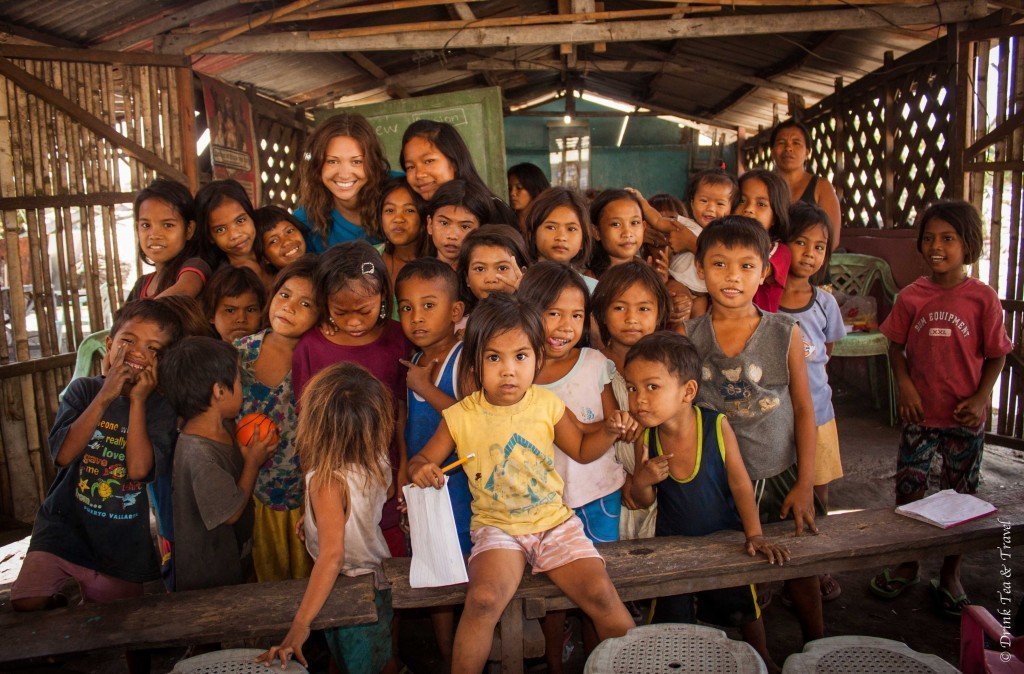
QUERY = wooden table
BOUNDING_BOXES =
[383,489,1024,674]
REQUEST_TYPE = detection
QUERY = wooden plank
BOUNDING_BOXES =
[383,488,1024,610]
[0,58,188,184]
[186,0,485,31]
[309,7,687,41]
[0,45,187,68]
[628,44,822,98]
[0,191,135,210]
[183,0,327,56]
[0,574,378,664]
[97,0,240,51]
[157,1,988,53]
[965,160,1024,171]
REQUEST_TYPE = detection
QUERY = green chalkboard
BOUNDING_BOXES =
[314,87,508,200]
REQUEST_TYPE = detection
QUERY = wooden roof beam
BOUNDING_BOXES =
[0,20,82,48]
[96,0,240,52]
[627,44,824,98]
[182,0,326,56]
[158,0,986,53]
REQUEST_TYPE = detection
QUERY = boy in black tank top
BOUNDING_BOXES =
[625,332,788,672]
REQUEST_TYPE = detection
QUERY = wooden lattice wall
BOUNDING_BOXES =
[742,38,953,229]
[252,99,309,209]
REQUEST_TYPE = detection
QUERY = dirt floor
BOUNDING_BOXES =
[2,382,1022,673]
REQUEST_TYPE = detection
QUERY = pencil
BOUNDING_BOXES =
[441,453,475,474]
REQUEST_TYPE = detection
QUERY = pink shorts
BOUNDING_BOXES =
[468,515,604,573]
[10,551,144,604]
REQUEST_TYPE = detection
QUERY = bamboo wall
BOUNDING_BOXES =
[0,48,194,522]
[957,22,1024,449]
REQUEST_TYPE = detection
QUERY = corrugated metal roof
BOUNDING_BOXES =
[0,0,954,132]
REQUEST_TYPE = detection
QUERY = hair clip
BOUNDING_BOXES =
[361,261,375,275]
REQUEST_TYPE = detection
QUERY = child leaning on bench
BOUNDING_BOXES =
[681,216,826,645]
[11,300,181,611]
[625,331,788,672]
[408,292,637,673]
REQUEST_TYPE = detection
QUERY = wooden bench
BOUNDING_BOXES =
[0,573,378,665]
[383,488,1024,674]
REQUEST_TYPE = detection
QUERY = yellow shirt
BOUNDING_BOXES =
[443,387,573,535]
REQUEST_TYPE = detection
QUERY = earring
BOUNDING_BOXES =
[379,303,387,320]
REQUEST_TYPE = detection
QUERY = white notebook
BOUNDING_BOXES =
[896,489,996,529]
[403,478,469,588]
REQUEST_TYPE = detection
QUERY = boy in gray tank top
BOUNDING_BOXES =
[683,216,825,646]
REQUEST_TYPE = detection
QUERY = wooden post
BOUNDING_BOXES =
[833,77,845,209]
[883,51,895,229]
[177,68,198,192]
[498,598,525,674]
[950,22,973,201]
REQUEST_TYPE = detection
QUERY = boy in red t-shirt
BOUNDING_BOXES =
[869,200,1013,618]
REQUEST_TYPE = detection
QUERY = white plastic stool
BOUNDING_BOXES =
[584,623,768,673]
[171,648,308,674]
[782,636,958,673]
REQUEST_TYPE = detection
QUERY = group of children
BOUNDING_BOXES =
[10,112,1012,674]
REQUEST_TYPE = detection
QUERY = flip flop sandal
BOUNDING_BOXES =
[869,568,920,599]
[929,579,969,619]
[820,574,843,602]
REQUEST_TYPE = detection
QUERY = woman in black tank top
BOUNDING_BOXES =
[770,120,842,249]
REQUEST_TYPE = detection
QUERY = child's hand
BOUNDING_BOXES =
[99,343,138,404]
[294,513,305,542]
[635,452,672,489]
[745,535,790,566]
[495,263,525,292]
[258,622,310,668]
[620,474,641,510]
[400,358,439,398]
[643,226,669,248]
[897,379,925,424]
[240,425,277,467]
[667,288,693,327]
[128,363,157,403]
[605,410,640,441]
[953,394,987,428]
[319,319,339,338]
[780,484,818,536]
[647,247,670,285]
[410,461,445,490]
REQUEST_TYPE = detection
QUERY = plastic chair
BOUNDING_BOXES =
[58,329,108,404]
[782,636,958,673]
[829,253,900,426]
[960,604,1024,673]
[584,623,767,673]
[172,648,307,674]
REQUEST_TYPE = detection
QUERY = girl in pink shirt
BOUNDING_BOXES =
[870,200,1012,619]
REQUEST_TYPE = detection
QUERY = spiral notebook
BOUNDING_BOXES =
[895,489,996,529]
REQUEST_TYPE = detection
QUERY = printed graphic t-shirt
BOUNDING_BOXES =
[28,376,178,583]
[443,386,573,535]
[881,276,1012,428]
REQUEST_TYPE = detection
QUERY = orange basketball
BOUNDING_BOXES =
[235,413,279,447]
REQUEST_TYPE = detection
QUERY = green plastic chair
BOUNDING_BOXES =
[828,254,899,425]
[59,329,109,403]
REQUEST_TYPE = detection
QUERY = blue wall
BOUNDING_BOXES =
[504,99,695,197]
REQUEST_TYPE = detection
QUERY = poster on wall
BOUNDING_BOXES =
[200,75,260,205]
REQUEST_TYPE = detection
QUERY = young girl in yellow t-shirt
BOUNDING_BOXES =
[408,292,638,673]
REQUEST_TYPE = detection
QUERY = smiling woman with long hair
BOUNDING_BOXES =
[294,114,392,252]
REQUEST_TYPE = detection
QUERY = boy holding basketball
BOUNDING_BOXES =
[159,336,276,591]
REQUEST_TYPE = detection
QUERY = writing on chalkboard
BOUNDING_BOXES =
[372,107,470,137]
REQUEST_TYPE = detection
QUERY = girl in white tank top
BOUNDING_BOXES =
[259,363,396,671]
